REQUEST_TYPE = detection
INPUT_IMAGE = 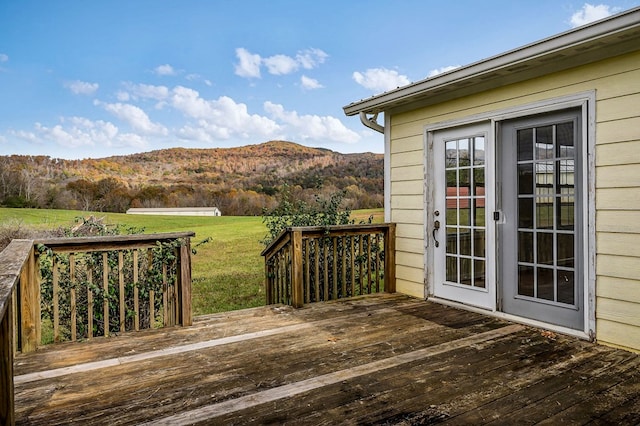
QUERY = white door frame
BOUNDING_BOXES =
[423,91,596,339]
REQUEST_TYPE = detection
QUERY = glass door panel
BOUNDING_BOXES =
[500,110,584,330]
[432,123,494,310]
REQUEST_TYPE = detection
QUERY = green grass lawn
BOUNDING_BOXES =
[0,207,383,315]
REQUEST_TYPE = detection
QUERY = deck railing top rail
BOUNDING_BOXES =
[35,231,195,252]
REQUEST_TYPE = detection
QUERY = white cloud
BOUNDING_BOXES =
[264,101,360,144]
[124,83,170,101]
[300,75,323,90]
[296,48,328,69]
[64,80,99,95]
[97,101,168,136]
[0,54,8,62]
[153,64,177,76]
[186,73,213,86]
[264,54,299,75]
[570,3,619,27]
[235,47,329,79]
[11,116,147,150]
[116,91,130,102]
[235,48,262,78]
[171,86,280,142]
[352,68,411,94]
[427,65,461,78]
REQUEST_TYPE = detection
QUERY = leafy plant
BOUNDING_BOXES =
[261,186,355,246]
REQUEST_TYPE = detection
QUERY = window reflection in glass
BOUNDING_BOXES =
[537,267,554,300]
[518,164,533,195]
[474,137,485,165]
[557,270,575,304]
[535,126,554,159]
[518,128,533,161]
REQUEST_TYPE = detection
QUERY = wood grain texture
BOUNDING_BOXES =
[14,294,640,425]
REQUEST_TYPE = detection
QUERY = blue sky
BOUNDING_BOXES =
[0,1,638,159]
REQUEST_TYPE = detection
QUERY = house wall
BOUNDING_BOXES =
[388,50,640,351]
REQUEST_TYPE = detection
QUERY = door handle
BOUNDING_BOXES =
[433,220,440,247]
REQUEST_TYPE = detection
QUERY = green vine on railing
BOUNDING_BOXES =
[37,238,191,342]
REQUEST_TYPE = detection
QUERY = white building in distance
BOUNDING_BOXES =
[126,207,222,217]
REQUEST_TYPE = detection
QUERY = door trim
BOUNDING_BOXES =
[423,91,595,337]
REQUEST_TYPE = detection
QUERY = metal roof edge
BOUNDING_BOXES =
[343,6,640,116]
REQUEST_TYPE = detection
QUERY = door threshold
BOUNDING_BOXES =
[427,296,590,341]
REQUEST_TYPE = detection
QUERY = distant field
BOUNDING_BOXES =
[0,207,383,314]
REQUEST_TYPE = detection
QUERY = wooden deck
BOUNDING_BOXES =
[13,294,640,425]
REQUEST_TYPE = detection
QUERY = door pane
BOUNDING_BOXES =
[556,122,574,157]
[518,198,534,228]
[518,164,533,195]
[517,128,533,161]
[474,137,485,165]
[446,256,457,282]
[474,259,486,288]
[518,265,534,297]
[557,233,574,268]
[537,232,554,265]
[535,126,554,159]
[557,270,575,304]
[537,267,554,300]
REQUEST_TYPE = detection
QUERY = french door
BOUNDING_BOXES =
[499,111,584,330]
[432,123,495,310]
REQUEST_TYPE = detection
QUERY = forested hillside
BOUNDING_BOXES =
[0,141,383,215]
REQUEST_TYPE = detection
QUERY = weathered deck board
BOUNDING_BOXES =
[13,294,640,425]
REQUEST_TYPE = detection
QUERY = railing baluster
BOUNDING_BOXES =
[323,240,329,300]
[350,236,355,296]
[358,236,364,296]
[133,249,139,331]
[331,237,340,299]
[103,252,109,337]
[314,239,320,302]
[53,255,59,343]
[148,249,154,329]
[304,239,310,303]
[340,235,349,297]
[162,263,168,326]
[375,233,381,293]
[70,253,76,342]
[118,251,125,332]
[367,235,372,294]
[87,264,93,339]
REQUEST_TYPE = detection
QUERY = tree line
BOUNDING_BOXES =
[0,141,383,215]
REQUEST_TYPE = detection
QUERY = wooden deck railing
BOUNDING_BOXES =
[261,224,396,307]
[1,232,194,424]
[0,239,33,425]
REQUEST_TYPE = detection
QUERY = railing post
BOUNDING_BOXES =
[178,239,192,326]
[384,224,396,293]
[0,298,14,426]
[0,297,15,425]
[290,230,304,308]
[19,246,40,353]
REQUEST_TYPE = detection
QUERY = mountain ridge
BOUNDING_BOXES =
[0,141,383,215]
